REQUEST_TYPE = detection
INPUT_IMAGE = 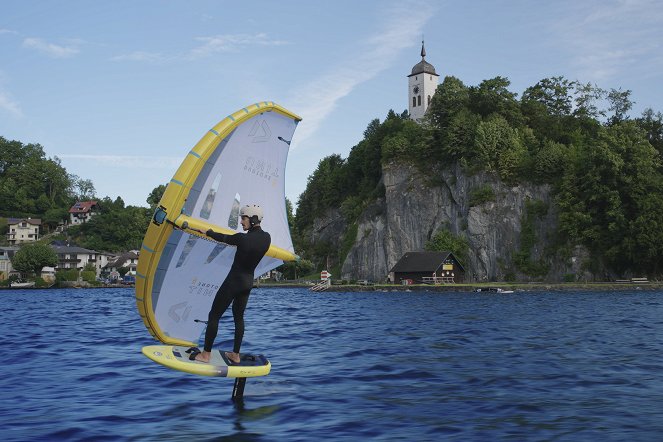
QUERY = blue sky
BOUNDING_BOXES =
[1,0,662,208]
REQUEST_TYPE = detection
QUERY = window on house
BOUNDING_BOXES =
[428,95,431,105]
[417,95,421,106]
[413,96,416,107]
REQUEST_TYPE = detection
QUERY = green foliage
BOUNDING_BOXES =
[469,76,523,126]
[34,277,50,288]
[556,121,663,274]
[474,115,528,182]
[147,184,167,209]
[513,199,550,278]
[277,258,314,280]
[11,243,58,275]
[81,270,97,283]
[56,269,79,282]
[69,205,150,252]
[339,222,359,265]
[425,229,469,265]
[469,185,495,206]
[291,73,663,278]
[636,108,663,155]
[0,137,75,217]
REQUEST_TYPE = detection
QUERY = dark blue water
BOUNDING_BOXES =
[1,288,662,441]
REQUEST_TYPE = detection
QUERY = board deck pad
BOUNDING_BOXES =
[142,345,271,378]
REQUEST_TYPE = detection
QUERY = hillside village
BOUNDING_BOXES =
[1,200,138,286]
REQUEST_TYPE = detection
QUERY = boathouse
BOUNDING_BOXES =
[389,251,465,284]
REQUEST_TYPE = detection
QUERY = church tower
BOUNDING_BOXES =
[408,41,439,121]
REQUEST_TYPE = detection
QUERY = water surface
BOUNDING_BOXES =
[1,288,662,441]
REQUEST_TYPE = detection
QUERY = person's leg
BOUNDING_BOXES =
[231,290,250,353]
[195,285,234,362]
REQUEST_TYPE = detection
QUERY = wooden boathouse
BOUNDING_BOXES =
[389,251,465,284]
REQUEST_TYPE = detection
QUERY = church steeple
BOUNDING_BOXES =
[408,40,439,121]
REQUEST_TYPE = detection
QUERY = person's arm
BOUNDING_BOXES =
[206,229,241,246]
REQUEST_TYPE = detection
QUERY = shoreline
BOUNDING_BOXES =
[2,282,661,292]
[257,282,663,292]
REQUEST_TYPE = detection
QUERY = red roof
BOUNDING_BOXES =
[68,201,99,214]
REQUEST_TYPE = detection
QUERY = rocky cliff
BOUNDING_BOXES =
[310,162,592,283]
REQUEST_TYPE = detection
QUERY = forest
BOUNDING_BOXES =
[2,74,663,278]
[0,136,154,252]
[295,75,663,277]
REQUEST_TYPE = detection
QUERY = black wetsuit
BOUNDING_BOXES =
[203,226,271,353]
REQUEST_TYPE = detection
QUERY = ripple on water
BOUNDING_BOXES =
[1,288,663,440]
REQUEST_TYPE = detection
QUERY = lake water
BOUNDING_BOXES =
[1,287,662,441]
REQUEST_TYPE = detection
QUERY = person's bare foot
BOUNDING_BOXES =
[225,351,240,364]
[195,351,211,363]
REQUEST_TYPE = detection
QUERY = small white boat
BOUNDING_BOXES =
[10,281,35,288]
[475,287,514,294]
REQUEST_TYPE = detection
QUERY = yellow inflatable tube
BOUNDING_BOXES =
[136,102,301,347]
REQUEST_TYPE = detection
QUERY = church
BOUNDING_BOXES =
[408,41,439,121]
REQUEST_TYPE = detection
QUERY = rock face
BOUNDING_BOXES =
[307,161,592,283]
[332,162,589,283]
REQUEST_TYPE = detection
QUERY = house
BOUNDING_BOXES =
[68,201,99,225]
[51,245,102,276]
[0,246,19,280]
[6,218,41,245]
[103,251,139,281]
[389,251,465,284]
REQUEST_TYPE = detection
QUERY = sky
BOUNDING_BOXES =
[1,0,662,208]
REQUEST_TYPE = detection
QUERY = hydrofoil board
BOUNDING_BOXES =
[142,345,271,377]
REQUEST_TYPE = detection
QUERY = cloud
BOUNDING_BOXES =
[58,154,181,169]
[112,33,288,63]
[285,1,436,146]
[553,0,663,82]
[110,51,168,63]
[188,33,288,58]
[0,90,22,117]
[22,37,80,58]
[0,29,18,35]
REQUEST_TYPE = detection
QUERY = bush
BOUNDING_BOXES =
[56,269,79,282]
[469,185,495,206]
[81,270,97,284]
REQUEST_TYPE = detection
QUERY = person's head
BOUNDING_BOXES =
[239,204,263,231]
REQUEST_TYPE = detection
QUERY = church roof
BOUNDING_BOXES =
[408,41,439,77]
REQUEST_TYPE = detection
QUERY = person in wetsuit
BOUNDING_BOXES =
[194,204,271,364]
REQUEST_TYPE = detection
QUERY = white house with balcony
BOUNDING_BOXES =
[51,245,102,276]
[6,218,41,245]
[68,201,100,225]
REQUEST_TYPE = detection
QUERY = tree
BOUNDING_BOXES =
[278,258,314,280]
[426,76,470,129]
[573,81,605,119]
[75,177,96,200]
[636,108,663,155]
[522,76,576,117]
[147,184,167,209]
[425,229,469,265]
[12,244,58,276]
[606,88,633,125]
[469,76,522,126]
[474,115,526,181]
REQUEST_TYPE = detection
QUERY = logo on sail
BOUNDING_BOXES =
[244,156,279,182]
[248,120,271,142]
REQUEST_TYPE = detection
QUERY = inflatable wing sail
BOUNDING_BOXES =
[136,102,301,346]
